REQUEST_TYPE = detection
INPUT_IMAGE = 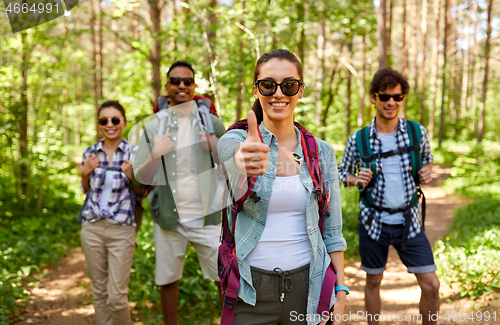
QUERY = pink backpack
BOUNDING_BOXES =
[218,120,338,324]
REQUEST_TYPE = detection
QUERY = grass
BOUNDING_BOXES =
[434,143,500,299]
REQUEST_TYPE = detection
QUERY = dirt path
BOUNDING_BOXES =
[343,166,499,325]
[14,166,498,324]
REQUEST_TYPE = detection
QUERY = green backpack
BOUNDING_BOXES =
[355,120,426,249]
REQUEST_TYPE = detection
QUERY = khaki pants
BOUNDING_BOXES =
[81,219,136,325]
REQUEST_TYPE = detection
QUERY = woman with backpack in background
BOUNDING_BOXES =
[217,49,348,325]
[80,100,143,325]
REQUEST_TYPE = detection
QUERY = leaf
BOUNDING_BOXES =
[21,266,32,277]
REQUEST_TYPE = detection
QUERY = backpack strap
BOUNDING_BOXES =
[355,126,378,187]
[407,120,426,233]
[406,120,422,185]
[196,99,215,134]
[157,96,169,111]
[355,126,377,211]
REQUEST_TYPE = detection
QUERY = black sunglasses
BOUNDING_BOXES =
[376,93,405,102]
[98,117,123,126]
[255,79,303,97]
[169,77,195,86]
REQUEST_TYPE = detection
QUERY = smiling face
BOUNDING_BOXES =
[166,66,196,107]
[98,107,126,141]
[253,58,304,124]
[370,83,402,122]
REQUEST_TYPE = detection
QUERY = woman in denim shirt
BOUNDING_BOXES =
[218,50,348,325]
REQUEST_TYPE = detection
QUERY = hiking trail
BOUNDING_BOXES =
[14,166,499,324]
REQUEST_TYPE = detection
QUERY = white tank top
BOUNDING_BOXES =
[247,174,312,271]
[98,170,113,212]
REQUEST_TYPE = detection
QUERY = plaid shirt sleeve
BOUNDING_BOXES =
[81,145,95,194]
[338,132,360,187]
[419,124,434,165]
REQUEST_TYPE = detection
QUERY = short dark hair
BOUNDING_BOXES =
[167,61,195,78]
[369,68,409,95]
[97,100,126,120]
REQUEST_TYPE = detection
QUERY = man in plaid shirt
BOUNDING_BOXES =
[338,68,440,325]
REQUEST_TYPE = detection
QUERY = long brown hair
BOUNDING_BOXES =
[252,49,304,124]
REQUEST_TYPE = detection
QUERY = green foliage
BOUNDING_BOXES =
[340,186,360,259]
[431,147,458,166]
[435,197,500,299]
[129,208,220,324]
[435,144,500,299]
[444,144,500,199]
[0,177,81,322]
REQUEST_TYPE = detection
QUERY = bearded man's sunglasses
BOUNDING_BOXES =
[169,77,195,86]
[375,93,405,102]
[255,79,303,97]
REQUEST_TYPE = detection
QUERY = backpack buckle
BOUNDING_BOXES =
[250,192,261,203]
[224,296,237,309]
[218,265,226,279]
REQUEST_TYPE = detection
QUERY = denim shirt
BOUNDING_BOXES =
[218,123,347,324]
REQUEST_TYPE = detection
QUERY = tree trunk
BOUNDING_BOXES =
[133,5,140,39]
[314,19,326,127]
[19,30,29,198]
[449,0,459,127]
[460,1,470,122]
[236,0,245,121]
[439,0,450,147]
[429,0,441,140]
[358,35,367,128]
[297,1,306,67]
[419,0,428,125]
[148,0,162,108]
[345,41,353,141]
[321,64,340,140]
[411,0,419,103]
[402,0,409,78]
[76,15,83,105]
[89,0,99,139]
[401,0,410,118]
[204,0,221,111]
[97,1,103,104]
[386,0,392,64]
[478,0,493,142]
[378,0,388,69]
[470,0,479,135]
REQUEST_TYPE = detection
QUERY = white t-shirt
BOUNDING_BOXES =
[379,132,405,224]
[98,170,114,212]
[247,174,312,271]
[175,116,204,226]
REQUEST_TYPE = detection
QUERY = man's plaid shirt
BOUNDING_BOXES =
[338,117,433,241]
[81,139,138,227]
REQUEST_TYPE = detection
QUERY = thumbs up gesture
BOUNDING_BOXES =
[234,110,270,176]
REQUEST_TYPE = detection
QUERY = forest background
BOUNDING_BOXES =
[0,0,499,324]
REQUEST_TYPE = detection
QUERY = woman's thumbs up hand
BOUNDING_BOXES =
[234,110,270,176]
